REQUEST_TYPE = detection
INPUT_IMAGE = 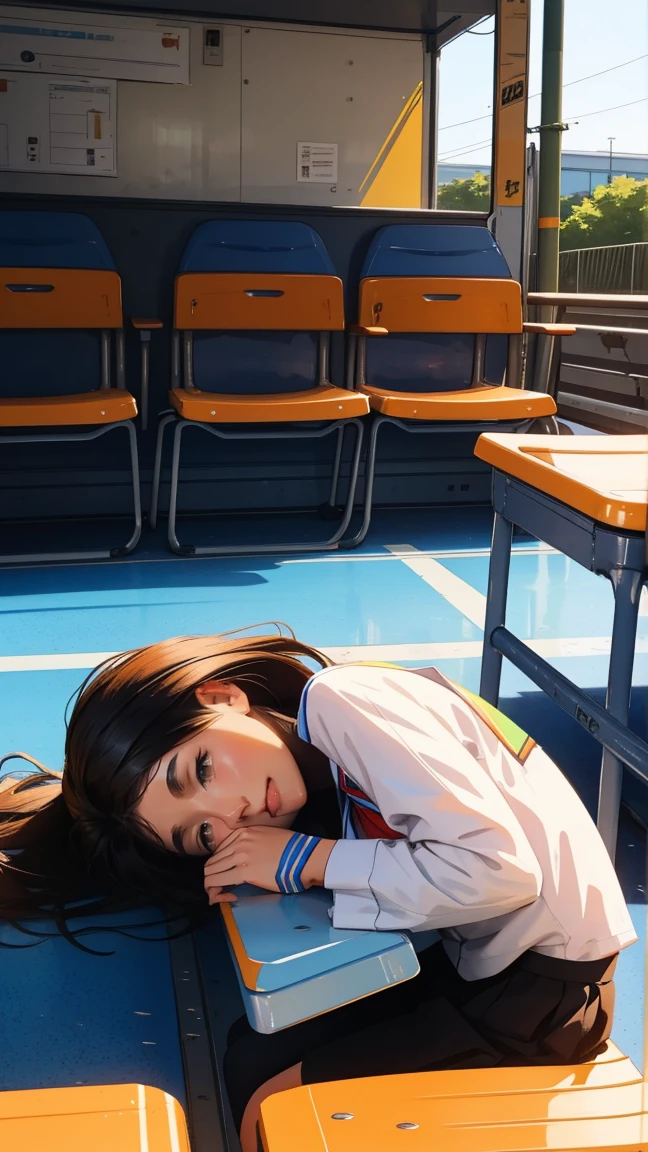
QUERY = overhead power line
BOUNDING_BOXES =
[438,140,492,161]
[438,53,648,133]
[567,96,648,121]
[438,96,648,162]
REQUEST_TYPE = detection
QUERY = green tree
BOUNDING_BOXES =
[437,172,490,211]
[560,175,648,249]
[560,192,584,222]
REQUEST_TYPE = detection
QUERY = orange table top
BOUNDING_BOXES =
[475,433,648,531]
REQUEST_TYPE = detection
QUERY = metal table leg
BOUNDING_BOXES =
[479,510,514,706]
[597,566,644,860]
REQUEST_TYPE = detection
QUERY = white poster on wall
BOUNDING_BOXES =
[297,141,338,183]
[0,15,189,84]
[0,71,116,175]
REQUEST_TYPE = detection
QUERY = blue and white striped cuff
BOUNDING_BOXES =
[275,832,321,895]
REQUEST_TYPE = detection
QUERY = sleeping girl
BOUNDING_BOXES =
[0,631,636,1152]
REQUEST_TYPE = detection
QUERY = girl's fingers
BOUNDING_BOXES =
[211,828,243,854]
[206,890,238,905]
[206,866,243,888]
[204,838,237,866]
[204,852,246,878]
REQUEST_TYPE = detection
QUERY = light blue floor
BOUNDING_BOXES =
[0,504,646,1094]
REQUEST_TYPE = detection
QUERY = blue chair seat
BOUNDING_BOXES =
[222,887,420,1034]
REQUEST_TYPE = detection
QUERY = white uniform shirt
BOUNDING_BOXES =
[297,663,637,980]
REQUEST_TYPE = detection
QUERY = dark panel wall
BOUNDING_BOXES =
[0,194,493,520]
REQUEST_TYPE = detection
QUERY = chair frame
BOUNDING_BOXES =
[0,327,142,564]
[149,328,365,557]
[337,330,557,549]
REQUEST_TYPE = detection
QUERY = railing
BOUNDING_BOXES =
[527,290,648,431]
[560,243,648,296]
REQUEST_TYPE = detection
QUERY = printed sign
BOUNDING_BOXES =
[0,16,189,84]
[297,141,338,183]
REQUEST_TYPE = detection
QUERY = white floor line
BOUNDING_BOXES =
[3,635,648,673]
[0,652,119,672]
[386,543,488,629]
[641,587,648,617]
[282,544,557,564]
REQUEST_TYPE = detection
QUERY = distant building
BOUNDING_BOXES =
[438,150,648,196]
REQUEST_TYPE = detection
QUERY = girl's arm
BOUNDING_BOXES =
[299,665,542,933]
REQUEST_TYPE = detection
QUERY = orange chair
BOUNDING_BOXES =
[342,225,574,547]
[0,212,141,562]
[0,1083,189,1152]
[260,1041,647,1151]
[149,221,369,556]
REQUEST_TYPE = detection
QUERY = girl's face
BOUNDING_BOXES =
[135,680,307,857]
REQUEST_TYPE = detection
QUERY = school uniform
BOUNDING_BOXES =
[224,664,636,1128]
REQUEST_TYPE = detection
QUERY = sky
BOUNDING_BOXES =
[437,0,648,168]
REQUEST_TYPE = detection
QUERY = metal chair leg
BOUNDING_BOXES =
[167,419,188,555]
[0,422,142,564]
[530,415,559,434]
[329,426,345,507]
[150,413,177,530]
[339,415,383,549]
[597,566,644,861]
[479,511,514,705]
[328,420,364,544]
[318,426,346,521]
[113,420,143,557]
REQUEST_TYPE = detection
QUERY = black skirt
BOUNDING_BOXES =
[224,941,617,1131]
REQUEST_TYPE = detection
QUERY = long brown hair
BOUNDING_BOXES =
[0,629,333,950]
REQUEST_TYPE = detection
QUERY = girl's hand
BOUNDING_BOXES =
[204,826,335,901]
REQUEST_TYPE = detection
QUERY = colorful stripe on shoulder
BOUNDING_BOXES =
[459,686,535,762]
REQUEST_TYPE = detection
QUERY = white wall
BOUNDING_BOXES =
[0,7,423,205]
[240,26,423,207]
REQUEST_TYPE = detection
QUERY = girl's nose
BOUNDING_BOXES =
[219,797,249,829]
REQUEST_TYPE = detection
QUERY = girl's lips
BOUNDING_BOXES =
[265,778,281,818]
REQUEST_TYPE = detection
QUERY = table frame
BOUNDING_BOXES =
[479,469,648,859]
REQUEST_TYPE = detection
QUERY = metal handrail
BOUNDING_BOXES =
[527,291,648,395]
[528,291,648,310]
[565,324,648,336]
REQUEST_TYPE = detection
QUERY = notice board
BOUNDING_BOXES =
[0,71,116,175]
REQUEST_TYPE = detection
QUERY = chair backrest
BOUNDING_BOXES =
[174,221,343,395]
[359,225,517,392]
[0,212,122,396]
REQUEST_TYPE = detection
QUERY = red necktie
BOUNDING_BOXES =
[337,767,405,841]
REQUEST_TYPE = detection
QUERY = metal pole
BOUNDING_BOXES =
[608,137,616,185]
[425,41,440,209]
[537,0,566,294]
